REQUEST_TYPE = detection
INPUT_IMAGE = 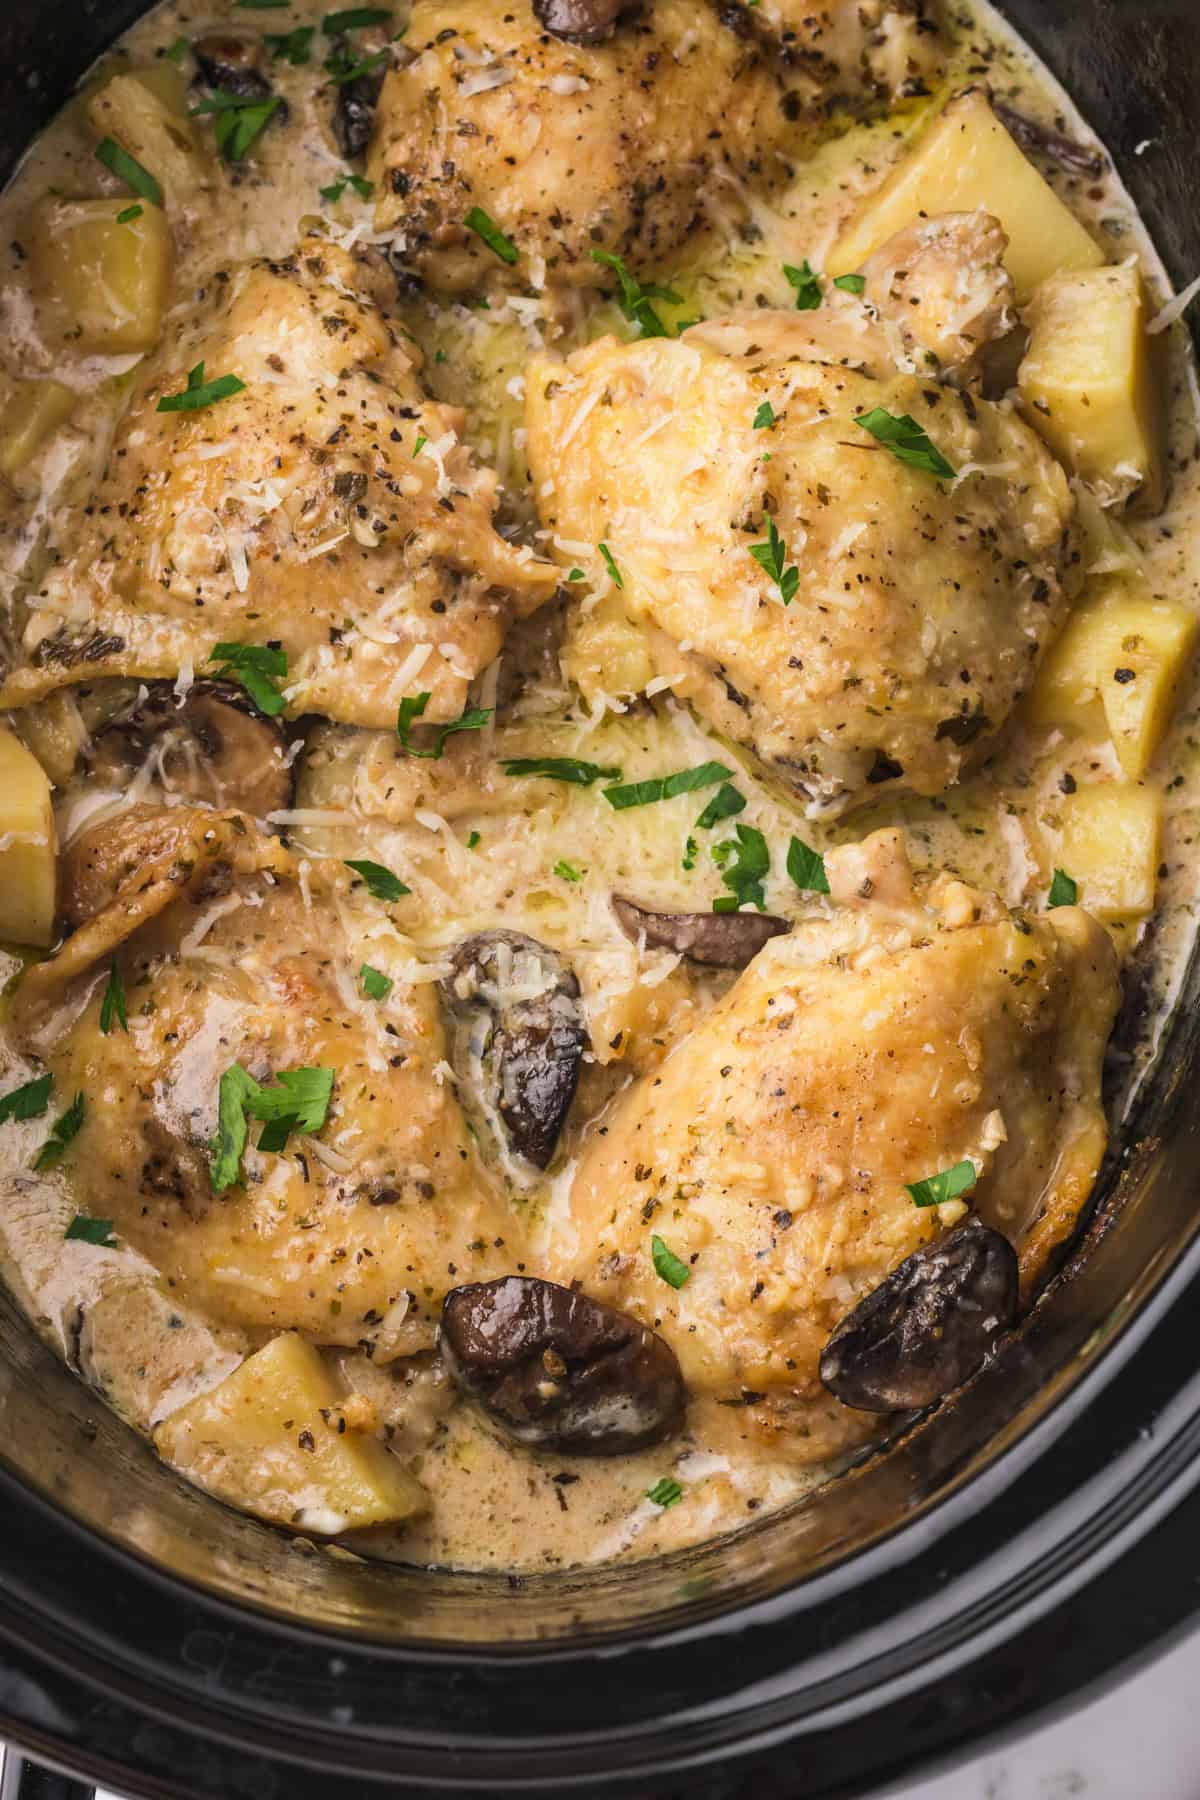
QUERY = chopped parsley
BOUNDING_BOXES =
[566,567,585,582]
[712,823,769,912]
[95,138,162,207]
[266,25,316,62]
[786,836,829,895]
[412,433,426,456]
[325,46,390,83]
[33,1092,85,1172]
[833,272,866,295]
[159,361,247,414]
[1048,867,1078,908]
[208,641,287,716]
[647,1477,683,1509]
[598,541,624,589]
[753,400,776,430]
[464,205,518,265]
[749,515,799,605]
[116,203,144,224]
[553,859,582,882]
[603,760,731,811]
[164,34,191,61]
[682,835,699,872]
[651,1233,690,1289]
[396,691,492,759]
[784,259,821,311]
[467,830,481,849]
[323,5,392,29]
[344,858,410,901]
[320,171,374,202]
[0,1073,53,1126]
[503,756,622,786]
[694,782,745,831]
[234,0,290,8]
[590,248,683,338]
[906,1159,978,1210]
[855,407,955,480]
[360,963,393,1001]
[211,1064,335,1192]
[66,1216,117,1247]
[99,961,128,1035]
[192,91,283,162]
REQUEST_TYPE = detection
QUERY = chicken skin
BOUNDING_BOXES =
[526,224,1076,813]
[13,807,522,1352]
[548,831,1119,1464]
[1,237,556,725]
[369,0,942,295]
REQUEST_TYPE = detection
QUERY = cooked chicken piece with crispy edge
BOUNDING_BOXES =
[547,829,1119,1466]
[10,805,525,1349]
[0,237,557,725]
[527,221,1077,814]
[369,0,943,295]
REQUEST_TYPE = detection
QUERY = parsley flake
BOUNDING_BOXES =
[66,1216,117,1247]
[554,859,582,882]
[682,834,699,872]
[360,963,393,1001]
[1048,868,1078,907]
[647,1477,683,1509]
[192,91,283,162]
[323,5,392,29]
[712,823,769,912]
[396,691,492,759]
[95,138,163,207]
[344,858,410,901]
[567,568,585,582]
[753,400,776,430]
[412,432,426,457]
[695,783,745,831]
[211,1064,335,1191]
[465,205,518,265]
[906,1159,978,1209]
[33,1092,85,1172]
[266,25,316,62]
[208,641,287,715]
[786,836,829,895]
[164,35,191,61]
[603,760,731,811]
[325,46,390,83]
[749,515,799,605]
[0,1073,53,1126]
[116,203,144,224]
[467,830,481,849]
[321,171,374,202]
[855,407,955,480]
[784,259,821,311]
[598,541,624,589]
[158,361,247,414]
[503,756,622,786]
[652,1233,690,1288]
[99,961,128,1035]
[834,272,866,294]
[590,248,684,338]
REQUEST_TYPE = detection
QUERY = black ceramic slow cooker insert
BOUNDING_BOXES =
[2,2,1200,1795]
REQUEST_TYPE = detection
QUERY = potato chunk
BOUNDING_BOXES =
[30,196,171,353]
[1055,784,1161,920]
[0,729,57,947]
[1019,260,1166,512]
[88,68,210,210]
[831,90,1103,297]
[154,1333,428,1534]
[1030,589,1197,777]
[0,380,74,479]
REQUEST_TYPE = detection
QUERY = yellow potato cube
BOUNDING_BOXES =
[1029,590,1196,777]
[0,380,74,480]
[89,69,210,210]
[831,90,1104,298]
[1056,783,1161,919]
[1019,260,1166,513]
[30,195,172,354]
[0,728,57,948]
[154,1332,428,1534]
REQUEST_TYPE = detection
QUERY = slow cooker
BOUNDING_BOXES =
[2,1,1200,1794]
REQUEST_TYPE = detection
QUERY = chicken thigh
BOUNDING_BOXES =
[1,237,557,725]
[548,831,1118,1464]
[369,0,942,295]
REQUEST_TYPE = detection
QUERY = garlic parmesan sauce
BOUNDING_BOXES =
[0,0,1198,1573]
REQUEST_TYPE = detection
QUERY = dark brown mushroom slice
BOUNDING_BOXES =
[612,894,790,969]
[530,0,637,46]
[332,42,387,160]
[441,930,586,1174]
[441,1275,686,1453]
[993,100,1106,178]
[85,680,296,819]
[819,1222,1019,1413]
[193,33,275,102]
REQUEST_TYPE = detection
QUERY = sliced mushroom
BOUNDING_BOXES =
[993,101,1106,178]
[193,34,274,102]
[441,930,586,1176]
[613,894,790,969]
[819,1222,1019,1413]
[332,43,387,159]
[85,680,295,819]
[531,0,637,45]
[441,1275,686,1453]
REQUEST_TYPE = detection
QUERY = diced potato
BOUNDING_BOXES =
[88,68,210,210]
[1029,590,1197,777]
[1055,783,1162,919]
[0,380,74,480]
[0,728,57,948]
[831,89,1104,298]
[30,196,171,353]
[154,1331,428,1534]
[1019,260,1166,513]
